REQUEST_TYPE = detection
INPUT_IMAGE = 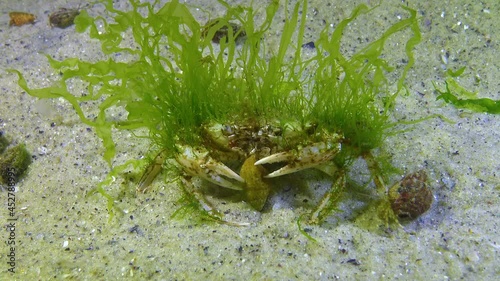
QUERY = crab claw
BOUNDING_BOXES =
[176,145,244,190]
[254,139,341,178]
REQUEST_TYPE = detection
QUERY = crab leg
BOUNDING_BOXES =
[137,150,169,193]
[176,145,244,190]
[308,171,345,224]
[254,140,341,178]
[178,176,250,226]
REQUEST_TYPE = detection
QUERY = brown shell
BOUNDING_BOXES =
[9,12,36,26]
[201,18,246,44]
[49,8,80,28]
[388,170,433,220]
[240,154,271,211]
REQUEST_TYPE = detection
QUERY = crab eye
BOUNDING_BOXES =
[304,122,318,135]
[223,125,233,135]
[273,127,282,136]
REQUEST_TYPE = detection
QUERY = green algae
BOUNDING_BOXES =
[436,79,500,114]
[0,144,32,185]
[0,132,9,154]
[435,66,500,114]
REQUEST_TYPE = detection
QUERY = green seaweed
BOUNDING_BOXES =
[435,79,500,114]
[0,144,32,185]
[10,0,422,224]
[0,132,9,154]
[310,4,421,161]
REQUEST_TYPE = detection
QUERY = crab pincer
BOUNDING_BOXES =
[254,135,342,178]
[175,145,244,190]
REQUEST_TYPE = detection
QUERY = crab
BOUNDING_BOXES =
[138,119,343,222]
[136,120,433,227]
[137,119,387,225]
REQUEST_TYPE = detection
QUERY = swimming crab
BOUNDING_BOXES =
[137,119,352,224]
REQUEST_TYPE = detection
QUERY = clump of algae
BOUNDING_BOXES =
[0,133,9,154]
[10,0,421,223]
[435,67,500,114]
[0,143,32,185]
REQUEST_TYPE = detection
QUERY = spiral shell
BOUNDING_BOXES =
[9,12,36,26]
[388,170,433,219]
[49,7,80,28]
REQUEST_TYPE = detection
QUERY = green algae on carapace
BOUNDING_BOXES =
[11,0,424,226]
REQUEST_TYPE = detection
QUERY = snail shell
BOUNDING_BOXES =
[49,7,80,29]
[9,12,36,26]
[388,170,433,220]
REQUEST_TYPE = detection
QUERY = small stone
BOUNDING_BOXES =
[302,41,315,49]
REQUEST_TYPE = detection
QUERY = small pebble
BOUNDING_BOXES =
[302,41,315,49]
